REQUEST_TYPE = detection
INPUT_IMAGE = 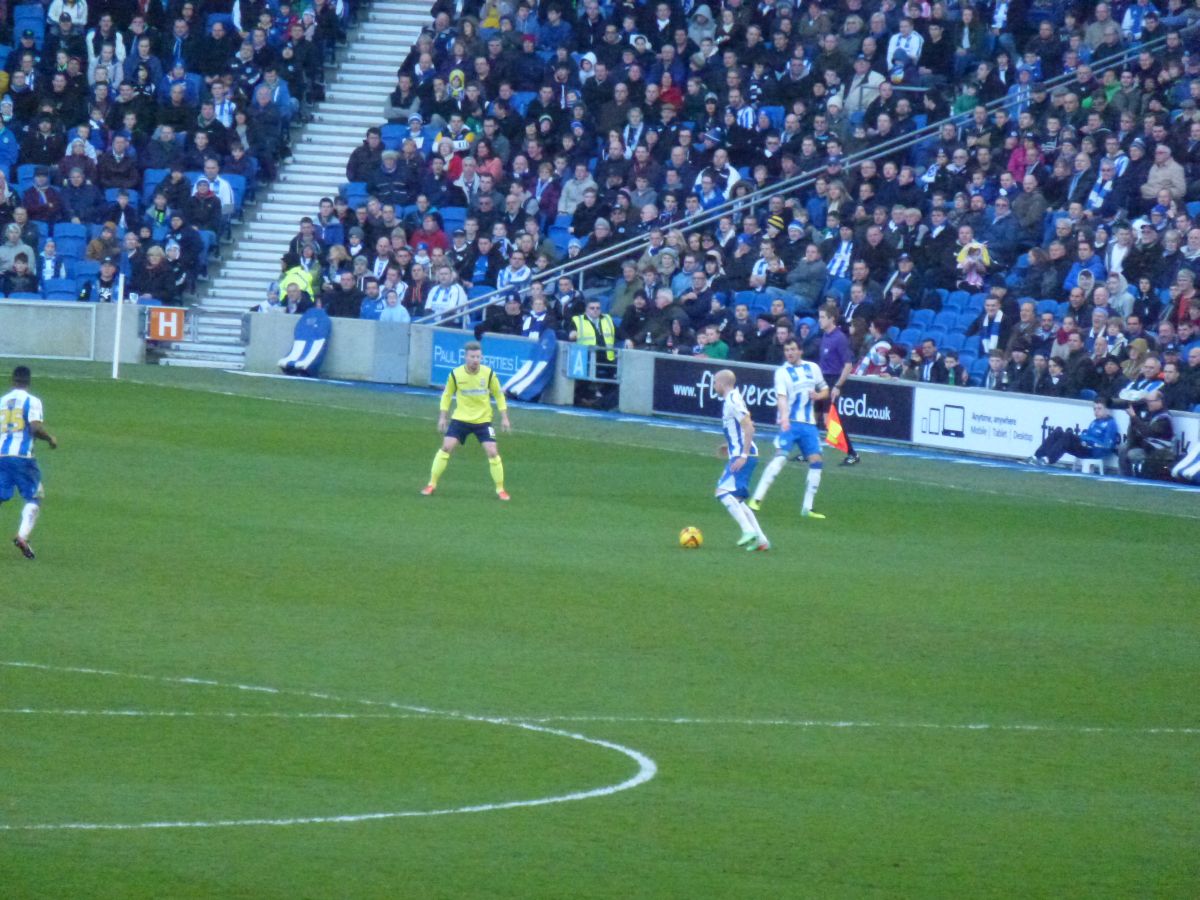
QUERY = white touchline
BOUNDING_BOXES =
[0,661,658,832]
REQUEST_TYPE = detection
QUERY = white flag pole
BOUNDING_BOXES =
[111,273,126,380]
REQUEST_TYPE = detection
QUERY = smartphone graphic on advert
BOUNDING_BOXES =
[942,405,965,437]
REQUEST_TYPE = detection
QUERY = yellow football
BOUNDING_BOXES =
[679,526,703,549]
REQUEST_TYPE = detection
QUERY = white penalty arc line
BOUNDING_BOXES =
[0,661,658,832]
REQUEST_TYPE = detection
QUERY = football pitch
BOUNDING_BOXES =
[1,362,1196,899]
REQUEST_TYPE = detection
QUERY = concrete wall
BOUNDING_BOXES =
[0,301,144,363]
[617,350,655,416]
[245,314,410,383]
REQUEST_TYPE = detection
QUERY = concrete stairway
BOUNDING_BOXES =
[160,0,428,368]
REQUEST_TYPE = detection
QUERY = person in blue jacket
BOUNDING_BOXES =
[1027,398,1121,466]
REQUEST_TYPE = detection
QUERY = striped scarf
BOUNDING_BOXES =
[1086,178,1113,213]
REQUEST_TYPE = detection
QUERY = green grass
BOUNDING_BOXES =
[0,362,1196,898]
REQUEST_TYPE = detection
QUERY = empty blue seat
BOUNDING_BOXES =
[942,332,966,352]
[760,105,785,129]
[898,327,922,348]
[380,124,407,150]
[933,310,957,330]
[224,174,246,211]
[54,237,86,258]
[957,350,976,369]
[909,308,935,329]
[969,358,990,381]
[946,290,970,311]
[43,278,76,296]
[53,222,88,240]
[74,261,100,279]
[1036,299,1058,317]
[966,293,987,314]
[956,310,978,332]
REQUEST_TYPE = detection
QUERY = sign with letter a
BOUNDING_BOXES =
[148,307,186,342]
[568,344,591,379]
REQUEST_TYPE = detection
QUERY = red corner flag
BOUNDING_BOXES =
[825,403,851,453]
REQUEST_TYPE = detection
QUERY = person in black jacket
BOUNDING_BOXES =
[131,245,175,302]
[1120,391,1176,477]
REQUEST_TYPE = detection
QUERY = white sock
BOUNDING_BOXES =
[802,465,822,514]
[751,454,788,502]
[18,503,39,540]
[719,493,752,534]
[740,502,767,543]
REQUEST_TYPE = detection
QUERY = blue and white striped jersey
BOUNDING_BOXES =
[721,387,758,457]
[0,389,43,458]
[775,361,826,426]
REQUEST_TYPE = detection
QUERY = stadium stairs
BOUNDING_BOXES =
[159,0,426,368]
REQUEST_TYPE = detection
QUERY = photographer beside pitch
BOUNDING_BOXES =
[1,366,58,560]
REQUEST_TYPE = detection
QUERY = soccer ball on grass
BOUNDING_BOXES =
[679,526,703,549]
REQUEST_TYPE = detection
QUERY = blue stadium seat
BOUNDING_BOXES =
[105,188,139,208]
[957,350,976,370]
[54,237,86,258]
[74,261,101,279]
[43,278,76,297]
[549,226,571,252]
[1188,201,1200,219]
[967,293,987,313]
[440,206,467,231]
[956,311,977,332]
[1057,301,1071,319]
[53,223,87,240]
[937,289,960,311]
[969,358,990,383]
[898,326,922,348]
[946,290,970,311]
[511,92,535,116]
[553,213,573,229]
[933,310,957,330]
[923,326,947,343]
[8,292,43,301]
[380,124,407,151]
[468,285,493,299]
[909,308,935,329]
[734,290,760,310]
[1036,299,1058,317]
[942,332,966,352]
[885,326,899,342]
[760,106,785,129]
[206,12,236,31]
[142,168,169,198]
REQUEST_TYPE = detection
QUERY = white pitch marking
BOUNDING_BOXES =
[0,708,422,720]
[0,661,658,832]
[514,715,1200,736]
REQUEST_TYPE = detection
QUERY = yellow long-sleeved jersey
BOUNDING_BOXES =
[440,364,507,424]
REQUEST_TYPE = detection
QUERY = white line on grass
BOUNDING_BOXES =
[0,661,657,832]
[514,715,1200,735]
[0,708,423,720]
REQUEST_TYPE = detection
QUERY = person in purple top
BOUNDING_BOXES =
[818,301,861,465]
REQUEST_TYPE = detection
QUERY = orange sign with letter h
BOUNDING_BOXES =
[148,307,186,342]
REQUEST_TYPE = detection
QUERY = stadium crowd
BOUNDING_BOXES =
[0,0,348,304]
[261,0,1200,471]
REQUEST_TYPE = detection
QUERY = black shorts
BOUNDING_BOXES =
[446,419,497,444]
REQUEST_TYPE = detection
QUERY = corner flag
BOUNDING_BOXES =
[825,403,850,452]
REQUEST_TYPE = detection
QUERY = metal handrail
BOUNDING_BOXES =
[418,28,1180,326]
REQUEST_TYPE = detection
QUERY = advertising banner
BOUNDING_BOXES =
[836,378,914,442]
[430,328,536,387]
[911,384,1199,459]
[651,356,777,425]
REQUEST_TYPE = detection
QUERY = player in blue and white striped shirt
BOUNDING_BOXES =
[748,339,829,518]
[714,370,769,552]
[0,366,58,559]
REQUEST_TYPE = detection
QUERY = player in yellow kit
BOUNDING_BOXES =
[422,341,512,500]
